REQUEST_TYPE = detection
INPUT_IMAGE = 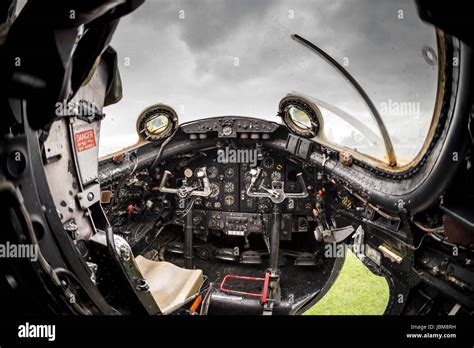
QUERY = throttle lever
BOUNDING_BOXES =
[259,179,280,199]
[246,168,308,204]
[158,168,211,199]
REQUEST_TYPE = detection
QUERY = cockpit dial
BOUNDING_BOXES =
[207,166,218,179]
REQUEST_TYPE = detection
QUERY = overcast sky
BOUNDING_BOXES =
[99,0,438,162]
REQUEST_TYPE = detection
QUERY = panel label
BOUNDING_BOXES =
[75,129,96,152]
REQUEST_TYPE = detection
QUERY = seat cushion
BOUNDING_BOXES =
[135,256,204,314]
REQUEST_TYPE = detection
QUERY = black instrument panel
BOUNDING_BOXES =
[181,117,279,138]
[164,149,321,240]
[171,151,317,215]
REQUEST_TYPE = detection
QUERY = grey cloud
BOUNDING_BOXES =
[175,0,278,52]
[101,0,439,162]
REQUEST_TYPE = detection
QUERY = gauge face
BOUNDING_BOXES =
[287,105,312,130]
[224,195,235,206]
[146,114,169,135]
[271,171,282,182]
[244,169,267,183]
[209,183,220,198]
[224,182,234,193]
[207,166,218,179]
[257,199,270,213]
[263,157,274,169]
[244,171,252,184]
[224,167,235,178]
[136,104,178,142]
[192,216,202,225]
[222,125,233,136]
[278,96,320,138]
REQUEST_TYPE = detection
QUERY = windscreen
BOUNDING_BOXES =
[100,0,439,167]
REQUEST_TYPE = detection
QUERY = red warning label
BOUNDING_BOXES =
[75,129,96,152]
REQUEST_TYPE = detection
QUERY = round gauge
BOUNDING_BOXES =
[224,195,235,206]
[224,167,235,178]
[214,202,221,209]
[222,125,233,136]
[244,172,252,184]
[244,169,267,183]
[207,167,218,179]
[263,157,274,169]
[278,95,321,138]
[271,171,282,182]
[192,216,202,226]
[136,104,178,142]
[209,183,220,198]
[224,182,234,193]
[257,201,270,213]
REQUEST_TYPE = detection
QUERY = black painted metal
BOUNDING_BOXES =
[184,211,194,269]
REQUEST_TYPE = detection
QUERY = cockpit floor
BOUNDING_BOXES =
[141,228,338,312]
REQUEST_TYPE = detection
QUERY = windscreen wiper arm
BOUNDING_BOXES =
[291,34,397,167]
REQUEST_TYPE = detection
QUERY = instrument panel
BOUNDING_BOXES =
[171,151,316,214]
[163,149,321,240]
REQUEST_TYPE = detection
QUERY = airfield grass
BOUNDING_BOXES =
[305,250,389,315]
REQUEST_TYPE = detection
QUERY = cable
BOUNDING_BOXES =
[412,220,444,234]
[176,197,196,218]
[412,220,469,250]
[130,151,139,175]
[149,128,180,172]
[198,275,209,295]
[199,283,214,315]
[430,232,469,250]
[110,152,139,208]
[412,233,429,251]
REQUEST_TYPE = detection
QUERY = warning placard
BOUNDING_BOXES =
[75,129,96,152]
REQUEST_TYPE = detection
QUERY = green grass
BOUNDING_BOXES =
[305,250,389,315]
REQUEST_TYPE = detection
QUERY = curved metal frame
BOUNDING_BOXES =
[291,34,398,167]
